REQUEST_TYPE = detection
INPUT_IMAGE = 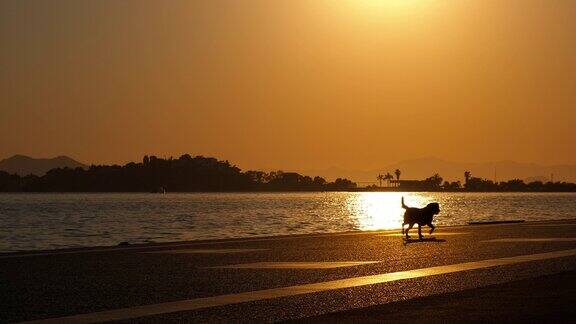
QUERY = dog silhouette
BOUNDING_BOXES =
[401,197,440,240]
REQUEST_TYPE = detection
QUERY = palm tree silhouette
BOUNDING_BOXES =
[377,174,384,187]
[384,172,393,187]
[394,169,401,187]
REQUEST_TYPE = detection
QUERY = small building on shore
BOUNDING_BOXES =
[390,179,431,190]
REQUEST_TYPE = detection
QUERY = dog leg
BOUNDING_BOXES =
[429,223,435,234]
[405,224,413,239]
[418,225,423,240]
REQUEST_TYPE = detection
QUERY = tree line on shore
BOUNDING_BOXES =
[1,155,575,192]
[372,170,576,192]
[462,171,576,192]
[0,154,357,192]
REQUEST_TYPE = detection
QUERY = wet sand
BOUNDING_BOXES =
[299,270,576,323]
[1,219,576,322]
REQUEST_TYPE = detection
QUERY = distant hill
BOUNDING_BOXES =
[0,155,87,176]
[297,157,576,184]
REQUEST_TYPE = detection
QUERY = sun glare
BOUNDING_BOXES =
[337,0,439,24]
[355,0,422,11]
[346,192,430,231]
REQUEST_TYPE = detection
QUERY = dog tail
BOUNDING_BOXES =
[401,196,408,209]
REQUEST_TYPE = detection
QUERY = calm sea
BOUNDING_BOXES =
[0,192,575,252]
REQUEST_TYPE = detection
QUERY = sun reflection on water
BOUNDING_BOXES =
[346,192,431,231]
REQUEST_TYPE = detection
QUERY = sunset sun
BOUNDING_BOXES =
[355,0,422,10]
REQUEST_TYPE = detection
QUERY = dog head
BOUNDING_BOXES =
[425,202,441,215]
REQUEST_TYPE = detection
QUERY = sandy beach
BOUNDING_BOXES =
[1,219,575,322]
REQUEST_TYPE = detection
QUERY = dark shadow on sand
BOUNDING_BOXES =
[403,237,446,246]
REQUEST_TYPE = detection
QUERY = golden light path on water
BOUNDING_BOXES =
[346,192,432,231]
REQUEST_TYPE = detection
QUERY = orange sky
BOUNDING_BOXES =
[1,0,575,171]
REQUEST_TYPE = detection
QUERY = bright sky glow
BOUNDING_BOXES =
[1,0,575,170]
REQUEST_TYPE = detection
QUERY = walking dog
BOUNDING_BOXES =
[401,197,440,239]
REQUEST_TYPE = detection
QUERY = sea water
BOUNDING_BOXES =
[0,192,575,252]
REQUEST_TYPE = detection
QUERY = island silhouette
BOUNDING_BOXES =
[0,154,575,192]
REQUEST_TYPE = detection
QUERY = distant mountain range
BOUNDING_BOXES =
[0,155,87,176]
[297,157,576,184]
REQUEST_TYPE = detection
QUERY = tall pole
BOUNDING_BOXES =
[494,166,497,183]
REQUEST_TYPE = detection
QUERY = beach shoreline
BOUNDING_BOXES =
[2,218,576,322]
[2,218,576,256]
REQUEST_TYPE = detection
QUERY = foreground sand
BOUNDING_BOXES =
[1,219,576,322]
[301,271,576,323]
